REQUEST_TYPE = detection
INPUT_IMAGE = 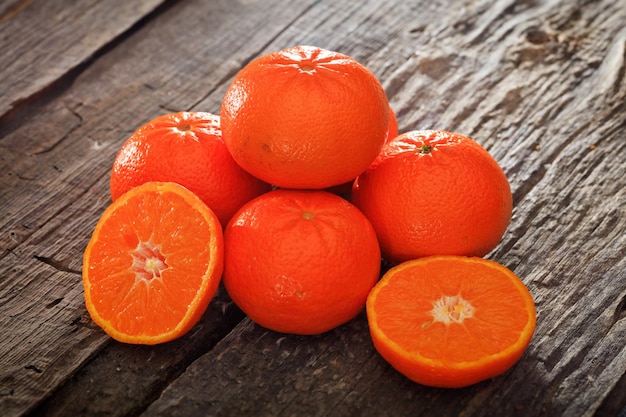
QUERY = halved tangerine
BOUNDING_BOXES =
[366,255,536,388]
[82,181,224,344]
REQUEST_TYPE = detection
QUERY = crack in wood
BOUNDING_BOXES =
[0,68,88,142]
[33,255,81,275]
[24,364,43,374]
[45,297,65,309]
[595,367,626,417]
[69,313,99,332]
[0,0,178,132]
[0,388,15,397]
[33,105,83,156]
[610,293,626,328]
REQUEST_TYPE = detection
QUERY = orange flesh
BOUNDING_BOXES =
[367,256,536,386]
[83,182,223,343]
[375,260,530,363]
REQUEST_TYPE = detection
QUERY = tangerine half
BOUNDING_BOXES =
[83,181,224,344]
[366,256,536,388]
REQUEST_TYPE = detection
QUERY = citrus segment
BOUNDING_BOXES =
[223,189,381,335]
[83,181,224,345]
[220,45,390,189]
[366,256,536,388]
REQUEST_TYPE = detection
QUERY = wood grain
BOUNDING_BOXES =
[1,0,625,416]
[0,0,168,116]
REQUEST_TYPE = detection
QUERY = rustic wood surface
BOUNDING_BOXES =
[1,0,625,416]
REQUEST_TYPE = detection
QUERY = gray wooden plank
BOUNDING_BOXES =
[29,284,245,417]
[0,0,167,117]
[141,316,519,417]
[0,0,318,415]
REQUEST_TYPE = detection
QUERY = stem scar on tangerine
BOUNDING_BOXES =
[418,144,433,154]
[299,64,315,72]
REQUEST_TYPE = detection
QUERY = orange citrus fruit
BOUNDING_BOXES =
[223,189,381,335]
[326,105,399,197]
[367,255,536,388]
[386,105,399,142]
[109,111,271,227]
[220,45,390,189]
[352,130,512,264]
[83,181,224,345]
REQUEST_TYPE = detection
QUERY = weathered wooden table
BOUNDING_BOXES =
[1,0,625,416]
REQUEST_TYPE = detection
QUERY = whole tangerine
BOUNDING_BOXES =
[110,112,271,227]
[220,45,390,189]
[352,130,513,264]
[223,189,381,335]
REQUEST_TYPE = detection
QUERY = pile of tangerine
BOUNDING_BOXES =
[83,45,536,388]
